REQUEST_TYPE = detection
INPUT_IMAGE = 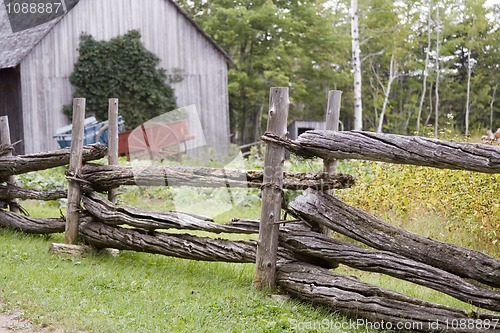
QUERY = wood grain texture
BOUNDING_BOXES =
[289,189,500,288]
[107,98,119,204]
[277,263,500,333]
[0,144,107,179]
[80,163,354,191]
[79,220,295,264]
[0,184,66,201]
[254,87,289,290]
[82,192,260,234]
[65,98,86,244]
[263,130,500,173]
[0,210,66,234]
[280,228,500,312]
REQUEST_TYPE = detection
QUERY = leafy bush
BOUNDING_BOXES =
[336,160,500,246]
[17,166,66,192]
[64,30,177,129]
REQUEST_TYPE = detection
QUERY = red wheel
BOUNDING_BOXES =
[128,122,181,162]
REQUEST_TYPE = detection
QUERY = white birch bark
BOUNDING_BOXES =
[434,6,441,138]
[376,54,398,133]
[417,5,432,135]
[351,0,363,130]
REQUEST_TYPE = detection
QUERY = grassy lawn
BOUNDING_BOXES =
[1,156,498,332]
[0,221,381,333]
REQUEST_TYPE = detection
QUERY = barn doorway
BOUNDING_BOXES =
[0,65,24,154]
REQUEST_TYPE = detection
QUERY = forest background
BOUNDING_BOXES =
[178,0,500,144]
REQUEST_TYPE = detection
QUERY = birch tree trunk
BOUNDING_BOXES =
[465,43,472,137]
[351,0,363,130]
[490,83,497,131]
[376,54,397,133]
[434,6,441,138]
[417,5,432,135]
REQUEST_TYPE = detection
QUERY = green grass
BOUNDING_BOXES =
[4,156,499,332]
[0,226,385,333]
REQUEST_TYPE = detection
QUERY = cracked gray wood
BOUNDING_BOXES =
[289,189,500,288]
[79,220,295,263]
[82,192,261,234]
[0,184,66,201]
[0,144,107,179]
[262,130,500,174]
[280,227,500,312]
[277,263,500,333]
[80,163,354,191]
[0,211,76,234]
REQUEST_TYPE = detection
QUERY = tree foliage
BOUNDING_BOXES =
[64,30,177,130]
[179,0,500,141]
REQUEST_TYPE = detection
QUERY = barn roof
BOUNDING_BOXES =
[0,0,233,69]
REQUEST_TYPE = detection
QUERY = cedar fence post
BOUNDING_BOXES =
[107,98,119,204]
[254,87,289,290]
[324,90,342,175]
[0,116,20,213]
[65,98,86,244]
[320,90,342,235]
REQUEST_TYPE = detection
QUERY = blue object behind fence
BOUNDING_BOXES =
[54,116,125,148]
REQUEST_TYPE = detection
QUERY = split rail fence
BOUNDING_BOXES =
[0,89,499,333]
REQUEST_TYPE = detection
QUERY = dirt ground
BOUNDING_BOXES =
[0,307,64,333]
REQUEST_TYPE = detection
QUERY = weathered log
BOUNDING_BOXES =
[0,143,15,157]
[0,144,107,178]
[0,210,66,234]
[277,263,500,333]
[79,220,293,263]
[263,130,500,174]
[80,163,354,191]
[48,243,119,257]
[280,229,500,312]
[0,184,66,201]
[82,192,260,234]
[289,189,500,288]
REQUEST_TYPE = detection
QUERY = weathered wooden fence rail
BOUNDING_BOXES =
[1,89,499,333]
[280,223,500,312]
[263,130,500,174]
[289,189,500,289]
[278,263,500,333]
[80,163,354,191]
[0,144,107,179]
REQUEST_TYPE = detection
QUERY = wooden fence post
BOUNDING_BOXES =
[324,90,342,175]
[254,87,289,290]
[65,98,86,244]
[320,90,342,236]
[107,98,119,204]
[0,116,20,213]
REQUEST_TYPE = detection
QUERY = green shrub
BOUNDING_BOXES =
[64,30,177,129]
[336,160,500,246]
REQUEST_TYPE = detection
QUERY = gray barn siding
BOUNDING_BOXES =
[20,0,229,154]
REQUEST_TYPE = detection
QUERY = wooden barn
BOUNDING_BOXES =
[0,0,232,154]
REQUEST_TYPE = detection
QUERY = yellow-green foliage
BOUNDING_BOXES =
[337,161,500,247]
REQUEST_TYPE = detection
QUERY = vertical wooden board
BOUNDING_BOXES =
[324,90,342,176]
[254,87,289,290]
[107,98,119,203]
[65,98,86,244]
[319,90,342,236]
